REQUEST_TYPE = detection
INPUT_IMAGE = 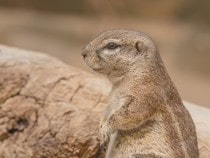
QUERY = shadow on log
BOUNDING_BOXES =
[0,45,209,157]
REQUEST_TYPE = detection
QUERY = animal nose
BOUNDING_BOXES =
[81,51,87,58]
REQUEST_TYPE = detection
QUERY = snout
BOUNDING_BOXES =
[81,45,91,59]
[81,51,87,58]
[81,46,88,58]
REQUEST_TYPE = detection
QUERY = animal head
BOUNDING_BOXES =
[82,29,157,76]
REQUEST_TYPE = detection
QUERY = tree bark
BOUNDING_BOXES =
[0,45,209,158]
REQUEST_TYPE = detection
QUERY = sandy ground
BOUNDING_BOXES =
[0,9,209,107]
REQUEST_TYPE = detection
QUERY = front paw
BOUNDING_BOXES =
[100,123,111,144]
[100,139,109,153]
[100,123,115,152]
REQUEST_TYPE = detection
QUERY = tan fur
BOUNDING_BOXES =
[82,30,199,158]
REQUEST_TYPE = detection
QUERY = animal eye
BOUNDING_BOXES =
[106,42,119,50]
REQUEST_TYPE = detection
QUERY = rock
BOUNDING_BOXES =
[0,45,209,157]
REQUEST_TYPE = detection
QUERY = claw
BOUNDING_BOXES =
[100,142,107,153]
[99,122,115,153]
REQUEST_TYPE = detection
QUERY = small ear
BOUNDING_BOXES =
[135,41,147,54]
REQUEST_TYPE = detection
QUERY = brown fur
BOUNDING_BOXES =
[82,29,199,158]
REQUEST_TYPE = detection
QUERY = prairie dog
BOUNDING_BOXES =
[82,29,199,158]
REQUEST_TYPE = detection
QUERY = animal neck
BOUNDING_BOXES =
[107,63,146,86]
[108,54,167,87]
[107,71,126,85]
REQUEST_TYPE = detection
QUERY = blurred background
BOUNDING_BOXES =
[0,0,209,107]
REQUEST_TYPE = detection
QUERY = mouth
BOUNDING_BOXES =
[92,68,103,71]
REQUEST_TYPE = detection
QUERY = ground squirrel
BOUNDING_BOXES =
[82,29,199,158]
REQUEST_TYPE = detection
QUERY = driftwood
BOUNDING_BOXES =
[0,45,209,158]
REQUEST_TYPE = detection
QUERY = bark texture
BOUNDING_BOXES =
[0,45,209,158]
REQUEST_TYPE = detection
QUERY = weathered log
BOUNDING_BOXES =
[0,45,209,158]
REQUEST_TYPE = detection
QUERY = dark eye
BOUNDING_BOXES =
[106,42,119,50]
